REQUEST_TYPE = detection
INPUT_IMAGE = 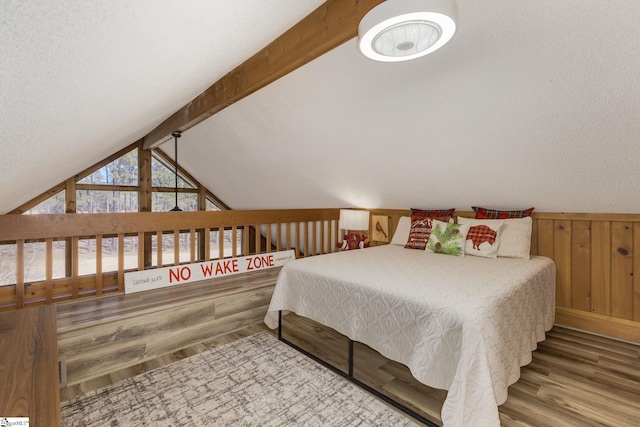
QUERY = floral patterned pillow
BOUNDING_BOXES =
[425,220,470,256]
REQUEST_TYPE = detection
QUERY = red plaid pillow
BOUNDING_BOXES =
[405,208,455,250]
[472,206,534,219]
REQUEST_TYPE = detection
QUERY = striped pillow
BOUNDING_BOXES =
[472,206,534,219]
[404,208,455,250]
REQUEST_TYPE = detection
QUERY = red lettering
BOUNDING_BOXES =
[247,254,275,271]
[215,259,239,275]
[200,263,214,277]
[169,268,180,283]
[169,266,191,282]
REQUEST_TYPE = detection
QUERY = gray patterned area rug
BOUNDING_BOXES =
[61,332,419,426]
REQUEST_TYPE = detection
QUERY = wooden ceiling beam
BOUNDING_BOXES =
[142,0,384,150]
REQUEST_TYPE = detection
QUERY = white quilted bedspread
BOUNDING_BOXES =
[264,245,556,427]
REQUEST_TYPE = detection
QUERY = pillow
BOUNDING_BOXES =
[390,216,411,245]
[494,216,533,259]
[405,208,455,250]
[472,206,534,219]
[411,208,456,218]
[457,217,505,258]
[425,220,469,256]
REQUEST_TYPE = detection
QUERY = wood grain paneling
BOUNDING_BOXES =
[57,268,280,386]
[0,306,61,426]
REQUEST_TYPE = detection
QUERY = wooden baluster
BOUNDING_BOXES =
[16,239,24,308]
[118,233,125,292]
[243,225,250,256]
[173,230,180,266]
[218,227,224,260]
[72,236,79,298]
[231,226,237,258]
[157,231,163,267]
[204,227,211,261]
[138,232,145,271]
[45,238,53,303]
[266,224,272,253]
[276,223,282,252]
[96,235,103,295]
[190,228,196,263]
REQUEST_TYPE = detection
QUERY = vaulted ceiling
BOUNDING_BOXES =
[2,0,639,215]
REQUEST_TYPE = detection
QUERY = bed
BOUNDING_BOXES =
[264,243,555,427]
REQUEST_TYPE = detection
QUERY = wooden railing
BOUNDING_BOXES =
[2,207,639,343]
[0,209,341,310]
[370,209,640,344]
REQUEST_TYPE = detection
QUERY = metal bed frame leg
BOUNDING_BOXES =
[277,311,438,427]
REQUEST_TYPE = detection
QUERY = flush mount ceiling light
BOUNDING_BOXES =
[358,0,457,62]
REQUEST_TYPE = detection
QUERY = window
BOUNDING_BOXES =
[78,150,138,186]
[25,191,65,215]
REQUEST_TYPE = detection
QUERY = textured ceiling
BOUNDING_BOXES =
[2,0,640,215]
[0,0,324,213]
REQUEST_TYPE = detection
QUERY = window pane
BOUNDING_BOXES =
[76,190,139,213]
[153,232,194,266]
[25,191,65,215]
[0,240,66,286]
[151,154,195,189]
[78,149,138,185]
[152,192,197,212]
[206,198,223,211]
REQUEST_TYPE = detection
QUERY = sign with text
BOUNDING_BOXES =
[124,250,295,294]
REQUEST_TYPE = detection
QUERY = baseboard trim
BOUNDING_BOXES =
[555,307,640,344]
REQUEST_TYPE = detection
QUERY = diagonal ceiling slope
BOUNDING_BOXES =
[165,0,640,213]
[0,0,324,214]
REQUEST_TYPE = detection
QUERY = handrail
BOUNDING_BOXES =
[0,209,341,310]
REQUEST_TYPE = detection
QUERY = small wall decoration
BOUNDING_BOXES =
[372,215,389,243]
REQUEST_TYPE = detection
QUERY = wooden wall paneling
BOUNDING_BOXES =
[536,219,555,259]
[610,222,634,320]
[45,237,53,303]
[95,235,103,295]
[571,220,591,311]
[530,217,539,256]
[590,221,612,315]
[634,223,640,321]
[554,220,572,307]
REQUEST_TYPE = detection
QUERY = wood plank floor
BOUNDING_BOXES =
[61,315,640,426]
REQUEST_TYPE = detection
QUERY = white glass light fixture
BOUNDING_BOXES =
[358,0,457,62]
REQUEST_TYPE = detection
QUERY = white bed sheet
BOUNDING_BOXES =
[264,245,556,427]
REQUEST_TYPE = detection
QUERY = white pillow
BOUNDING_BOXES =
[457,217,505,259]
[459,216,532,259]
[390,216,411,245]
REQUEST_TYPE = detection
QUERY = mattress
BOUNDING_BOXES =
[264,244,556,427]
